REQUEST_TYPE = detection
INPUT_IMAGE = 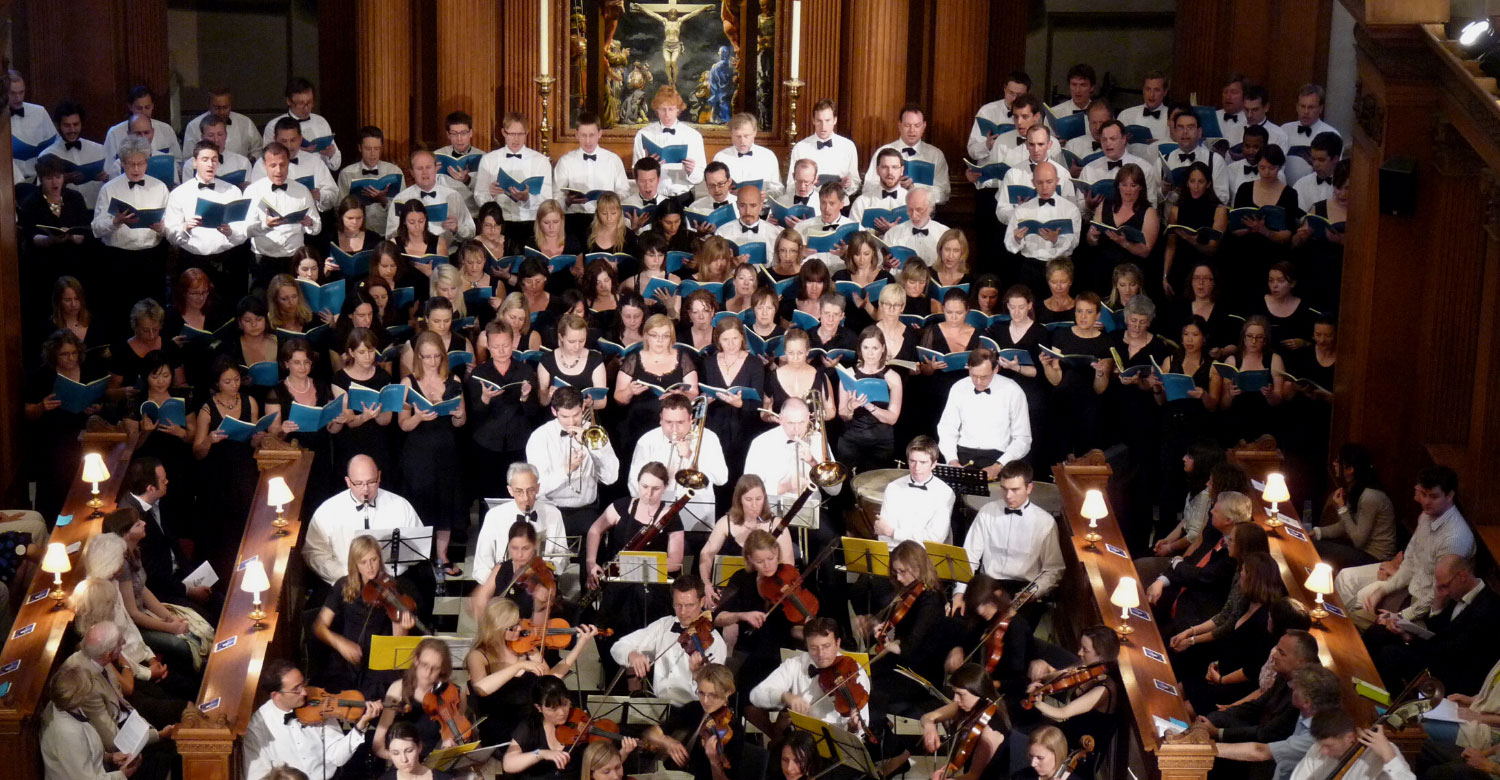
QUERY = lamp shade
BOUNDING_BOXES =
[1305,562,1334,595]
[41,542,71,574]
[266,476,295,508]
[1081,489,1108,520]
[1110,577,1140,610]
[1262,473,1291,503]
[81,452,110,484]
[240,559,270,594]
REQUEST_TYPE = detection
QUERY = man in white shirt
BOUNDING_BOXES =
[624,157,666,233]
[527,387,620,540]
[1286,711,1412,780]
[473,462,569,580]
[241,660,381,780]
[873,436,955,546]
[179,115,251,191]
[787,98,861,196]
[1080,120,1161,210]
[1005,159,1080,297]
[988,95,1064,167]
[251,118,339,212]
[849,148,907,235]
[748,617,871,731]
[772,158,820,229]
[42,101,108,208]
[337,126,404,235]
[686,161,736,232]
[628,394,728,532]
[104,113,178,186]
[936,349,1031,475]
[432,110,483,217]
[611,575,727,706]
[1223,126,1288,199]
[1118,70,1172,154]
[862,103,951,205]
[1062,101,1113,174]
[712,112,784,200]
[1291,133,1343,211]
[967,70,1032,162]
[951,461,1064,613]
[260,77,341,171]
[1280,84,1342,184]
[181,87,262,160]
[1216,74,1248,149]
[243,142,322,292]
[631,85,706,200]
[794,181,856,250]
[744,398,844,501]
[555,110,630,242]
[7,71,57,181]
[1163,108,1230,203]
[92,136,170,323]
[164,141,249,285]
[882,188,948,266]
[102,86,181,166]
[997,126,1076,223]
[1050,63,1097,117]
[303,455,426,585]
[385,149,474,242]
[717,184,780,262]
[475,111,556,248]
[1241,84,1290,154]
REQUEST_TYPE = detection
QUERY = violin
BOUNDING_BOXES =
[816,656,874,743]
[515,556,556,596]
[361,578,431,635]
[556,706,625,748]
[422,682,475,745]
[1022,663,1109,709]
[506,618,614,654]
[980,581,1040,674]
[676,611,717,659]
[872,580,925,656]
[1055,735,1095,779]
[943,698,1000,779]
[295,687,368,725]
[758,564,821,624]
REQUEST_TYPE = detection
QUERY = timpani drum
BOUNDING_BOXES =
[846,469,907,538]
[964,479,1064,518]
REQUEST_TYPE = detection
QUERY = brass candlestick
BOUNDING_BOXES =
[535,75,556,157]
[784,78,804,144]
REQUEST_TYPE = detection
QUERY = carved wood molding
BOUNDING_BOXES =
[1353,79,1387,145]
[253,440,303,471]
[1064,450,1110,467]
[1432,121,1486,177]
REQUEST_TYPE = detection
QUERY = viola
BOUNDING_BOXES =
[1022,663,1109,710]
[687,705,735,769]
[814,655,874,743]
[507,618,614,654]
[872,580,925,656]
[361,578,431,635]
[980,581,1040,674]
[1055,735,1095,779]
[944,698,1000,779]
[422,682,475,744]
[295,687,368,725]
[758,564,820,624]
[676,611,717,659]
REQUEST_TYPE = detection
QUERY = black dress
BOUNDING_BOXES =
[198,392,260,573]
[330,367,395,475]
[1163,299,1239,357]
[988,320,1051,471]
[25,367,104,522]
[1249,296,1318,353]
[1086,204,1151,296]
[1227,182,1302,310]
[1293,199,1344,314]
[595,497,684,644]
[834,366,896,474]
[701,353,768,480]
[1167,192,1224,299]
[18,188,92,322]
[832,269,894,333]
[398,376,466,532]
[321,576,399,698]
[162,306,225,392]
[508,718,570,780]
[717,566,797,690]
[1159,353,1217,512]
[539,349,605,393]
[1045,328,1114,465]
[271,379,339,508]
[466,358,538,495]
[469,660,539,746]
[870,589,948,719]
[615,350,695,448]
[915,323,985,439]
[656,701,745,779]
[1111,334,1175,552]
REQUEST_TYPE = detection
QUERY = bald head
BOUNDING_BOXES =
[127,113,154,141]
[778,397,811,439]
[82,621,123,660]
[1032,161,1059,199]
[736,184,764,224]
[345,455,381,503]
[906,187,932,225]
[1435,554,1477,605]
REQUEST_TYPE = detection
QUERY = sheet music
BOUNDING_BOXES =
[115,709,151,757]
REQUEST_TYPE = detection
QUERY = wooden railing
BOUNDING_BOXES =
[0,431,133,780]
[177,448,313,780]
[1053,454,1217,780]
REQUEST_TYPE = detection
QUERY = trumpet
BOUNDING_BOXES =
[806,389,849,489]
[674,396,710,491]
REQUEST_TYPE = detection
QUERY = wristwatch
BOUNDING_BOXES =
[533,748,542,758]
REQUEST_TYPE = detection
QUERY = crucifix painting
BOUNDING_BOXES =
[568,0,781,132]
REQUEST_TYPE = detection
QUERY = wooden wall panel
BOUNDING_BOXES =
[795,0,842,143]
[355,0,413,160]
[928,0,990,163]
[119,0,169,99]
[498,1,545,152]
[843,0,908,163]
[437,0,498,151]
[318,0,359,154]
[986,0,1030,97]
[1172,0,1333,124]
[18,0,132,140]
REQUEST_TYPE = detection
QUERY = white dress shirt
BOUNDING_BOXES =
[794,214,856,242]
[337,159,405,232]
[717,216,781,258]
[91,175,169,250]
[249,152,339,211]
[164,176,249,255]
[474,145,556,222]
[1080,152,1162,206]
[1051,99,1090,117]
[1117,103,1171,150]
[967,99,1016,162]
[1280,119,1341,181]
[303,487,424,585]
[1003,194,1081,262]
[528,418,622,509]
[631,121,707,197]
[712,144,785,199]
[41,136,108,208]
[105,148,179,187]
[179,151,251,193]
[1162,145,1231,203]
[1291,171,1333,212]
[243,177,322,258]
[103,119,181,165]
[628,427,729,531]
[936,375,1031,464]
[41,703,125,780]
[1215,109,1246,147]
[787,132,862,195]
[182,111,263,159]
[261,111,342,170]
[1064,135,1107,167]
[848,185,908,231]
[749,651,871,724]
[610,615,728,706]
[241,698,366,780]
[878,475,955,546]
[882,218,949,266]
[743,426,844,499]
[863,139,951,204]
[955,500,1064,596]
[994,164,1080,225]
[384,180,475,241]
[473,498,570,578]
[1287,743,1414,780]
[553,146,630,214]
[11,101,58,180]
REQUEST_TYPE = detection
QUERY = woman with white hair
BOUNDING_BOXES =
[70,533,167,687]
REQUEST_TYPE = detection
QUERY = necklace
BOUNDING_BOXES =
[216,393,240,410]
[559,350,584,371]
[287,376,313,394]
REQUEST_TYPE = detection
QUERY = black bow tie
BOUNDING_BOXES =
[1224,113,1240,123]
[1004,507,1023,516]
[661,127,676,135]
[284,711,298,725]
[506,153,522,159]
[198,182,215,190]
[10,106,22,118]
[64,140,82,151]
[786,439,799,445]
[583,153,597,161]
[1038,197,1055,207]
[1244,165,1257,175]
[223,117,233,126]
[902,147,917,157]
[806,664,822,677]
[881,189,898,199]
[420,190,436,199]
[1317,176,1331,185]
[793,195,809,205]
[642,197,657,206]
[712,201,728,209]
[817,140,833,150]
[1142,108,1161,119]
[1297,125,1313,136]
[911,228,928,236]
[738,151,752,158]
[974,387,990,395]
[361,168,380,176]
[822,223,839,231]
[1091,141,1101,150]
[127,179,145,188]
[271,183,288,191]
[1178,153,1194,163]
[741,224,758,234]
[359,500,378,510]
[517,511,537,523]
[1107,160,1122,170]
[669,623,687,633]
[908,481,927,490]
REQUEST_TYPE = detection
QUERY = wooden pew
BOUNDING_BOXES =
[177,448,313,780]
[1052,454,1216,780]
[0,431,134,780]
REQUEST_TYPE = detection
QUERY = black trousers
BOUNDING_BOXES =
[249,253,293,297]
[180,245,253,310]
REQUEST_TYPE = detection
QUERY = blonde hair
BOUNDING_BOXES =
[588,192,627,250]
[1029,725,1069,766]
[579,742,625,780]
[891,539,941,592]
[694,662,736,695]
[430,264,467,317]
[642,313,676,344]
[498,292,530,336]
[774,229,805,262]
[342,535,384,602]
[49,663,93,712]
[694,236,735,282]
[475,598,522,664]
[936,228,970,275]
[532,199,567,249]
[266,274,313,331]
[68,577,122,638]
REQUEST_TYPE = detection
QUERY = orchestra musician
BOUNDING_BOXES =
[611,574,726,706]
[920,663,1010,780]
[371,637,463,759]
[640,662,741,780]
[241,659,382,780]
[861,540,950,720]
[748,616,872,737]
[713,528,808,684]
[1021,626,1122,780]
[469,521,555,624]
[312,535,415,699]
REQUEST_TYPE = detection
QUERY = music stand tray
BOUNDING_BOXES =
[424,742,496,772]
[773,493,823,530]
[585,694,672,727]
[923,541,974,583]
[840,537,891,577]
[932,464,991,497]
[788,711,878,778]
[607,551,671,584]
[712,555,746,588]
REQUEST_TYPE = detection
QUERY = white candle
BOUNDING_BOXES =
[789,0,802,80]
[540,0,550,76]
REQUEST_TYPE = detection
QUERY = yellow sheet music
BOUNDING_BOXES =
[924,540,973,582]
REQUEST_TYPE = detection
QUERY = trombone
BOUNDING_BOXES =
[806,389,849,489]
[674,396,710,491]
[566,406,609,492]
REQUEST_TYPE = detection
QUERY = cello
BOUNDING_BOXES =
[1317,673,1440,780]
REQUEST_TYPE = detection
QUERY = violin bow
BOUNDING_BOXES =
[566,667,630,756]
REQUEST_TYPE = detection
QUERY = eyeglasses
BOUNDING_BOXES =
[349,479,380,489]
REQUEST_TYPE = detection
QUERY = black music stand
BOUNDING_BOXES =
[932,464,991,498]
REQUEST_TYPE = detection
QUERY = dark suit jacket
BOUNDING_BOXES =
[1156,525,1236,629]
[1423,584,1500,695]
[120,492,186,602]
[1207,674,1298,743]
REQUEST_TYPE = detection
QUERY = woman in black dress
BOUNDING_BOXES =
[109,299,176,409]
[43,276,100,370]
[1013,726,1071,780]
[369,240,425,311]
[264,336,346,508]
[650,197,695,254]
[1037,259,1077,329]
[1279,316,1337,503]
[723,261,758,315]
[745,287,785,359]
[1250,261,1317,354]
[381,721,451,780]
[217,295,281,406]
[764,328,835,428]
[918,664,1010,780]
[19,157,92,320]
[1155,317,1223,514]
[989,285,1051,472]
[1161,162,1228,302]
[1227,146,1300,310]
[680,288,718,353]
[373,637,462,760]
[1111,295,1175,551]
[836,326,904,474]
[914,288,985,435]
[1289,158,1350,314]
[394,199,447,280]
[1216,315,1286,446]
[834,232,894,331]
[329,326,396,474]
[1164,260,1239,359]
[701,317,767,485]
[528,199,586,294]
[501,676,584,780]
[163,268,222,390]
[191,357,263,573]
[586,192,639,260]
[1178,550,1284,715]
[1024,626,1122,780]
[1039,293,1114,465]
[973,274,1005,320]
[779,257,832,329]
[697,475,796,603]
[584,462,686,658]
[124,351,195,510]
[582,258,621,335]
[1084,163,1160,297]
[313,535,414,698]
[612,313,698,447]
[266,272,314,336]
[623,231,683,318]
[537,313,608,409]
[24,329,105,521]
[399,330,468,575]
[400,297,474,380]
[454,239,504,332]
[466,596,599,747]
[865,541,948,719]
[326,195,385,283]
